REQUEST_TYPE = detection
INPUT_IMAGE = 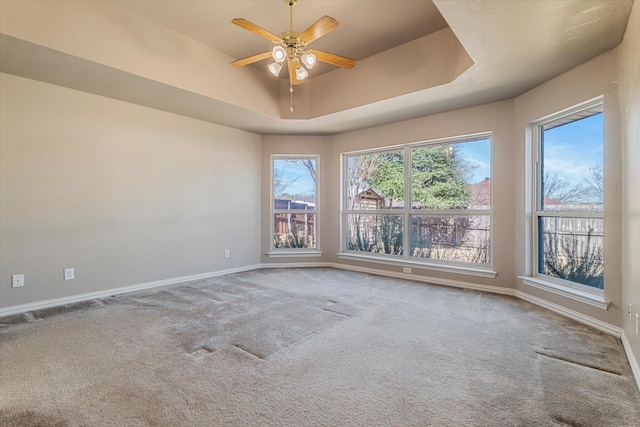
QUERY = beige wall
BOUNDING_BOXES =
[0,73,262,309]
[325,100,516,289]
[618,0,640,364]
[513,49,622,327]
[1,0,637,369]
[264,25,636,347]
[260,135,331,264]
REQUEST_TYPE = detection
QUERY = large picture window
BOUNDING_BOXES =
[533,100,604,291]
[343,134,492,270]
[271,156,318,253]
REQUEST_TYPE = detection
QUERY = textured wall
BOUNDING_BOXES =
[325,100,516,290]
[265,45,630,332]
[513,49,622,327]
[260,135,330,263]
[0,73,262,309]
[617,0,640,368]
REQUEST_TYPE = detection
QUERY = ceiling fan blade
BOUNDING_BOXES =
[231,18,281,43]
[288,60,304,86]
[231,51,272,67]
[313,50,356,69]
[299,16,339,44]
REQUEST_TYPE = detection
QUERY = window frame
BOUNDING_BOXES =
[530,98,605,297]
[268,155,322,257]
[339,133,495,278]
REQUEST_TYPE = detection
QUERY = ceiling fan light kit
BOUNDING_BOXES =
[295,65,308,80]
[268,61,283,77]
[231,0,356,112]
[301,52,316,69]
[272,45,287,63]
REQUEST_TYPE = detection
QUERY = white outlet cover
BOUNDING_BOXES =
[64,268,75,280]
[12,274,24,288]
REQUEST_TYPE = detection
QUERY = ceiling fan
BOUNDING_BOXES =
[231,0,356,111]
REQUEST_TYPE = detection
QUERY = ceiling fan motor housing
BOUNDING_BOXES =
[279,32,306,60]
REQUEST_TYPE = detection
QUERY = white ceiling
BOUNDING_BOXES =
[0,0,633,135]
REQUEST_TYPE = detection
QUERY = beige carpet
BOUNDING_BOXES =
[1,268,639,426]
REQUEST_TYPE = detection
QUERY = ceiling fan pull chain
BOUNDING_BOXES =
[289,85,294,112]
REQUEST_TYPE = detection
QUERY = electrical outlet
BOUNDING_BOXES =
[64,268,74,281]
[12,274,24,288]
[224,249,230,258]
[403,267,412,274]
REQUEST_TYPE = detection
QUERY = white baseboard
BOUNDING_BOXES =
[260,261,516,297]
[2,262,636,393]
[0,264,261,317]
[514,290,621,337]
[260,261,330,269]
[3,260,609,334]
[326,261,515,296]
[621,330,640,392]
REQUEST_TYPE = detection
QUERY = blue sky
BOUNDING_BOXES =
[457,138,491,184]
[275,114,602,194]
[456,113,603,186]
[273,158,316,198]
[542,113,603,186]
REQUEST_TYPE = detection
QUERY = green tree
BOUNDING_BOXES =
[367,151,405,202]
[366,145,472,209]
[411,145,471,209]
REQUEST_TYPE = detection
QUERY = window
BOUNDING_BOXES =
[533,100,604,291]
[270,156,319,254]
[342,134,492,272]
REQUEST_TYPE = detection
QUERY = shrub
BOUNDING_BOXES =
[543,227,604,288]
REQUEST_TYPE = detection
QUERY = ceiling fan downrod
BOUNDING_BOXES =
[287,0,298,32]
[231,0,355,113]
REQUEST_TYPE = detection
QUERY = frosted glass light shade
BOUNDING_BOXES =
[295,66,308,80]
[268,62,282,76]
[272,46,286,62]
[301,52,316,69]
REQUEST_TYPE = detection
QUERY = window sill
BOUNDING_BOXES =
[336,252,497,279]
[519,276,609,310]
[267,250,323,258]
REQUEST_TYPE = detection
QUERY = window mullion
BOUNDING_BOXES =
[342,134,492,266]
[535,211,603,219]
[404,146,411,259]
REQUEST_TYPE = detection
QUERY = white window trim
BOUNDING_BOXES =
[525,97,606,304]
[340,132,493,273]
[269,155,321,257]
[519,276,609,310]
[268,250,323,258]
[338,252,497,278]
